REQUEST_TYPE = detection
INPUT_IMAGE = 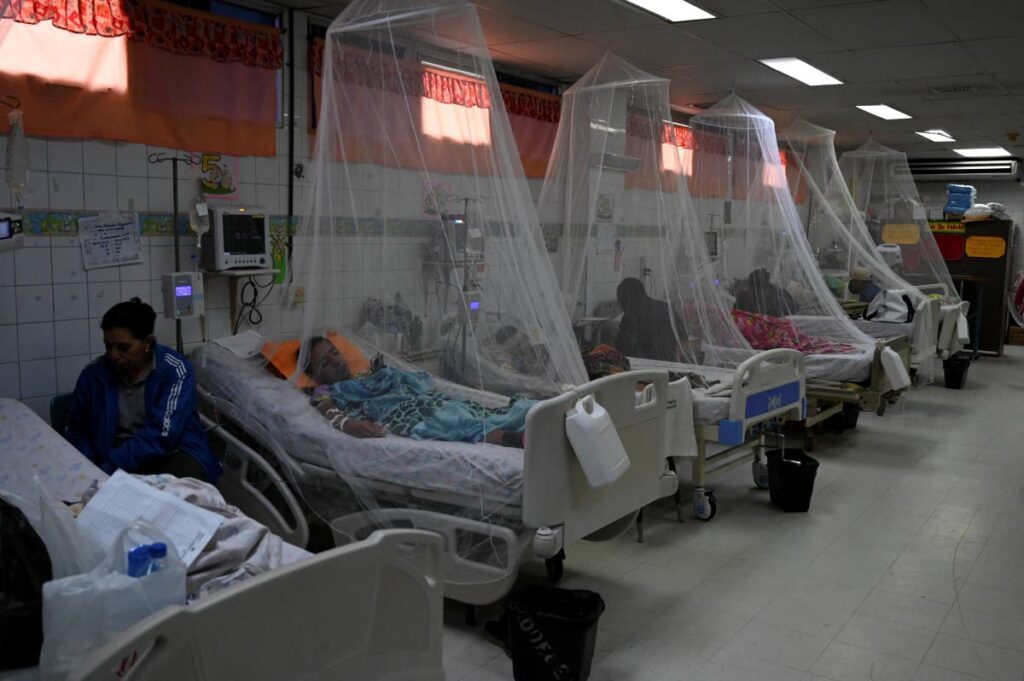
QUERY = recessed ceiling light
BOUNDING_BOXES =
[916,129,955,143]
[856,104,911,120]
[759,58,842,87]
[621,0,714,22]
[954,147,1011,158]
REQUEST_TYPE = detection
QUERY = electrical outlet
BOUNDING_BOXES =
[292,286,305,305]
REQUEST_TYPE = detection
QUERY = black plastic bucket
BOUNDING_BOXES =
[943,356,970,389]
[766,448,819,512]
[506,585,605,681]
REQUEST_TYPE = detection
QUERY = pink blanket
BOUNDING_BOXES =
[732,309,859,355]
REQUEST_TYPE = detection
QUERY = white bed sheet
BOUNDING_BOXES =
[708,344,873,383]
[626,358,733,424]
[191,344,525,511]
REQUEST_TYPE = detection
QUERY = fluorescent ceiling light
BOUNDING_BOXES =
[621,0,714,22]
[916,129,955,143]
[421,59,482,80]
[954,147,1011,158]
[760,58,842,87]
[856,104,911,120]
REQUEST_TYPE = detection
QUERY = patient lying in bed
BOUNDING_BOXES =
[731,309,858,354]
[303,336,533,447]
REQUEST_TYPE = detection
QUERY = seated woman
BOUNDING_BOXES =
[733,268,797,318]
[303,336,533,447]
[615,278,678,362]
[65,299,221,483]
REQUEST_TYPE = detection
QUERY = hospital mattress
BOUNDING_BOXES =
[192,344,525,511]
[709,344,873,383]
[853,319,914,340]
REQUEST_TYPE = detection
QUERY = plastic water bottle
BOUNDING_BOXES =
[126,543,169,577]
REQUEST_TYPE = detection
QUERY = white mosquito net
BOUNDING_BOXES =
[277,0,587,586]
[780,119,928,307]
[687,95,875,375]
[537,52,748,369]
[838,140,959,304]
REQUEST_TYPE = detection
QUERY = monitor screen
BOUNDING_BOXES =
[222,213,266,254]
[0,219,10,240]
[175,285,192,297]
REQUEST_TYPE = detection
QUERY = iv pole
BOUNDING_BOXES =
[147,152,198,354]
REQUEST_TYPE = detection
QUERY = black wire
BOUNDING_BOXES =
[233,275,276,334]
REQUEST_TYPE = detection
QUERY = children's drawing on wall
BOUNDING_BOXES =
[196,153,239,200]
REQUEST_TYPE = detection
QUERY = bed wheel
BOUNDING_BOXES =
[693,490,717,521]
[752,460,770,490]
[545,550,565,583]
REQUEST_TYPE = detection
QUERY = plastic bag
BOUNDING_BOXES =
[34,478,104,579]
[38,522,187,679]
[1,496,53,671]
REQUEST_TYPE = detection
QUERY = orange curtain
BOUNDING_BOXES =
[0,0,280,156]
[308,37,560,178]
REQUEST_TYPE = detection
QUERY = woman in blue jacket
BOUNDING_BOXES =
[65,298,221,483]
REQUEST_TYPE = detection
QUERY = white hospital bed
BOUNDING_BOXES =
[630,349,806,521]
[192,342,677,604]
[71,529,445,681]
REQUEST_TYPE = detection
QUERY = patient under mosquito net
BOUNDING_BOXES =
[537,52,748,368]
[686,95,875,365]
[253,0,592,585]
[838,139,959,304]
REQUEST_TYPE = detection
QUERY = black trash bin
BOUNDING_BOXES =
[765,448,819,512]
[943,355,970,389]
[506,585,605,681]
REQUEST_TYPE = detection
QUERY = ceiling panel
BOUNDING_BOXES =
[895,74,1007,99]
[703,0,777,16]
[670,60,803,90]
[790,50,894,84]
[918,95,1024,117]
[962,38,1024,73]
[678,12,835,59]
[921,0,1024,41]
[770,0,885,8]
[991,71,1024,95]
[489,36,614,81]
[475,7,564,46]
[472,0,660,36]
[579,25,740,67]
[849,43,986,80]
[739,81,911,110]
[793,0,956,50]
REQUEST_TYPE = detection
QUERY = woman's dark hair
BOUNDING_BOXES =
[303,335,331,375]
[101,298,157,339]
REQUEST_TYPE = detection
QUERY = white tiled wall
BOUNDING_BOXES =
[0,12,314,421]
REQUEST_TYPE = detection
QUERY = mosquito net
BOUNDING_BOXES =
[269,0,588,588]
[537,52,748,369]
[838,140,959,303]
[780,119,928,307]
[687,95,875,375]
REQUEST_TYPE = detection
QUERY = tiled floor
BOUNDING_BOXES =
[442,347,1024,681]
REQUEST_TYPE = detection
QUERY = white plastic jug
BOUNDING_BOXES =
[880,347,912,391]
[565,395,630,489]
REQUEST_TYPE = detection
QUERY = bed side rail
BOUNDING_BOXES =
[71,529,446,681]
[521,370,672,543]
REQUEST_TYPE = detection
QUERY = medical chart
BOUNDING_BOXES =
[79,212,143,270]
[77,471,222,567]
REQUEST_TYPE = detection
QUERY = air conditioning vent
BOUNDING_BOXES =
[591,152,641,172]
[904,158,1020,181]
[929,85,974,96]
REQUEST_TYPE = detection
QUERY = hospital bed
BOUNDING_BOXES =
[72,529,445,681]
[192,341,677,604]
[630,349,806,521]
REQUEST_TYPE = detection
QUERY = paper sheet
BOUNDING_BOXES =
[78,213,143,270]
[213,329,265,358]
[77,471,222,568]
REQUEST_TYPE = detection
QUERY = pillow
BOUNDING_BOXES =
[261,331,371,388]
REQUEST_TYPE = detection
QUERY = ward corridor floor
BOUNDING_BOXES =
[443,346,1024,681]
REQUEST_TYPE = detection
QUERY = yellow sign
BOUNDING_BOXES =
[965,236,1006,259]
[882,223,921,245]
[929,220,965,234]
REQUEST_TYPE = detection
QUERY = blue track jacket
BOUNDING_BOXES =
[65,345,222,483]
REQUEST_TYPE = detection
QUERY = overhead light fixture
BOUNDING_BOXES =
[954,147,1011,158]
[856,104,911,120]
[621,0,714,22]
[759,58,842,87]
[916,129,955,143]
[421,59,483,80]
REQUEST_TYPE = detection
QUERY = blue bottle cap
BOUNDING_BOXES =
[127,544,152,577]
[149,543,168,559]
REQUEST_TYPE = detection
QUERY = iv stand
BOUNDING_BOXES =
[147,152,198,354]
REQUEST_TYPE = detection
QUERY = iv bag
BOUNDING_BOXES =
[5,109,29,204]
